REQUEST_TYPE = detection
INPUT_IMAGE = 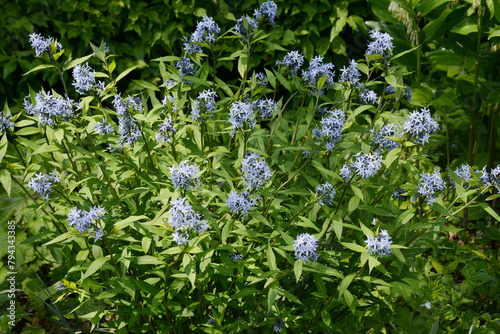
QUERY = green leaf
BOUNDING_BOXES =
[341,242,366,253]
[0,170,11,197]
[488,25,500,40]
[332,215,343,240]
[384,148,401,168]
[418,0,453,16]
[317,74,328,92]
[132,80,160,91]
[274,70,291,92]
[63,54,93,71]
[23,64,55,76]
[89,42,105,62]
[339,274,354,298]
[294,260,303,282]
[267,244,277,270]
[32,144,60,155]
[114,215,148,230]
[231,288,259,300]
[477,202,500,222]
[348,196,360,213]
[267,287,278,311]
[429,319,440,334]
[81,257,109,281]
[115,65,139,83]
[392,248,405,263]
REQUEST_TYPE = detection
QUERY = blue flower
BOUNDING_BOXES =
[366,30,394,57]
[0,112,14,133]
[169,160,200,190]
[113,94,143,147]
[72,63,105,95]
[235,16,259,37]
[478,165,500,190]
[207,316,217,325]
[312,109,346,152]
[302,55,335,93]
[24,91,79,126]
[339,59,362,88]
[230,252,244,262]
[95,120,114,135]
[252,98,278,119]
[226,190,259,216]
[392,187,406,200]
[360,89,378,105]
[29,33,62,57]
[339,163,353,183]
[254,1,278,24]
[403,107,439,145]
[370,124,401,152]
[365,229,392,257]
[175,57,197,85]
[293,233,319,262]
[241,152,272,191]
[276,50,304,77]
[273,317,284,332]
[156,117,176,144]
[417,169,445,205]
[351,152,383,179]
[183,16,221,54]
[162,95,180,114]
[192,89,218,123]
[453,164,472,186]
[67,205,106,242]
[255,72,268,87]
[167,197,208,245]
[54,282,66,291]
[316,182,336,206]
[228,101,256,137]
[28,171,60,201]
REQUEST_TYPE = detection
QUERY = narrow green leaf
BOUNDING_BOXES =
[231,288,259,299]
[81,257,109,281]
[0,170,11,197]
[267,244,277,270]
[63,54,93,71]
[341,242,366,253]
[294,260,303,282]
[339,274,355,298]
[477,202,500,222]
[23,64,55,76]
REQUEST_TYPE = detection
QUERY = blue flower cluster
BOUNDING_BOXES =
[255,72,268,87]
[95,120,114,136]
[360,89,378,105]
[24,91,78,126]
[386,85,413,102]
[113,94,143,147]
[167,197,208,245]
[28,171,60,201]
[478,165,500,189]
[365,229,392,257]
[235,16,259,37]
[452,163,472,187]
[226,190,260,217]
[366,30,394,57]
[293,233,319,262]
[207,316,217,325]
[241,152,272,190]
[169,160,200,190]
[229,101,256,137]
[339,163,353,183]
[351,152,383,179]
[316,182,336,206]
[0,112,14,133]
[312,109,346,152]
[54,282,66,291]
[276,50,304,77]
[252,98,278,119]
[192,89,218,123]
[156,117,176,144]
[302,55,335,93]
[230,252,244,262]
[273,317,284,332]
[175,57,197,85]
[370,124,401,152]
[67,205,106,241]
[162,95,180,114]
[392,187,406,200]
[403,107,439,145]
[183,16,221,54]
[339,59,362,88]
[417,169,445,205]
[72,63,105,95]
[254,1,278,24]
[29,32,62,57]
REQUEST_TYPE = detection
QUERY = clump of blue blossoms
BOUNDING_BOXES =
[95,120,114,136]
[28,171,60,201]
[403,107,439,145]
[255,72,268,87]
[365,229,392,257]
[392,187,406,200]
[113,94,143,147]
[0,112,14,133]
[370,124,401,152]
[451,163,472,187]
[339,163,353,183]
[254,1,278,24]
[417,169,445,205]
[54,282,66,291]
[316,182,336,206]
[302,55,335,93]
[360,89,378,105]
[366,30,394,57]
[339,59,362,88]
[241,152,272,190]
[312,109,346,152]
[230,252,244,262]
[276,50,304,77]
[207,316,217,325]
[252,98,278,119]
[385,85,413,102]
[234,16,259,37]
[183,16,220,54]
[351,152,383,179]
[29,32,62,57]
[156,117,176,144]
[293,233,319,262]
[175,57,197,84]
[478,165,500,189]
[67,205,106,241]
[169,160,200,190]
[72,63,105,95]
[273,317,284,332]
[24,91,78,126]
[167,197,208,245]
[226,190,259,217]
[229,101,256,137]
[192,89,218,123]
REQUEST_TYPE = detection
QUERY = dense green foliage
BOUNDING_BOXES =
[0,0,499,333]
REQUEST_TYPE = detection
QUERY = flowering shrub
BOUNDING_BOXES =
[1,2,500,333]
